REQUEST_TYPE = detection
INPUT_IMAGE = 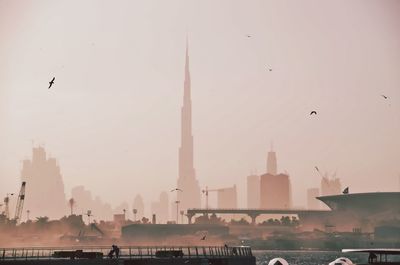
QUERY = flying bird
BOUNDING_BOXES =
[200,235,207,240]
[315,166,320,172]
[170,188,183,192]
[48,77,55,89]
[246,35,251,38]
[268,67,272,72]
[381,95,388,99]
[310,111,317,115]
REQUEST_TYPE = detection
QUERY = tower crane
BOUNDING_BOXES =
[14,182,26,224]
[201,186,222,210]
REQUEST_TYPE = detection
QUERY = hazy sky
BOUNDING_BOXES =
[1,0,400,213]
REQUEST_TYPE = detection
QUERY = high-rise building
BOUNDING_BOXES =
[321,176,341,196]
[132,194,145,221]
[247,174,260,208]
[260,147,292,209]
[307,188,320,209]
[21,146,67,219]
[151,191,169,224]
[71,185,113,221]
[217,185,237,209]
[267,149,277,175]
[177,39,201,211]
[260,173,291,209]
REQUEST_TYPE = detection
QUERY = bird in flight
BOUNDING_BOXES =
[315,166,320,172]
[310,111,317,115]
[48,77,55,89]
[246,34,251,38]
[267,67,272,72]
[170,188,183,192]
[200,235,207,240]
[381,95,388,99]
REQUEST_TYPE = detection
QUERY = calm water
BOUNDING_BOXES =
[253,250,400,265]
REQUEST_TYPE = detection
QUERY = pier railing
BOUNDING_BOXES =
[0,245,252,260]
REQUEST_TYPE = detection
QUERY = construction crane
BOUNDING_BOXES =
[14,182,26,224]
[201,186,222,210]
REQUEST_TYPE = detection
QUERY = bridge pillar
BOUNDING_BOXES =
[248,213,259,225]
[187,213,195,224]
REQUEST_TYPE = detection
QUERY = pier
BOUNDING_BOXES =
[0,246,255,265]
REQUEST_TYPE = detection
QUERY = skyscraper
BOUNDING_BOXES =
[217,185,237,209]
[247,174,260,208]
[177,39,201,211]
[260,147,292,209]
[21,146,67,219]
[267,148,277,175]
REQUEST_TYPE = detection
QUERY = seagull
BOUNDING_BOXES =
[315,166,320,172]
[381,95,388,99]
[268,67,272,72]
[48,77,55,89]
[170,188,183,192]
[246,34,251,38]
[310,111,317,115]
[200,235,206,240]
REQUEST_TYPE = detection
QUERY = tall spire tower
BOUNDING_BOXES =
[267,144,277,175]
[177,39,201,212]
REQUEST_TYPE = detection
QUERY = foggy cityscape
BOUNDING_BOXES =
[1,1,400,264]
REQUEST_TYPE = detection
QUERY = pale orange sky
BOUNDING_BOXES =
[1,0,400,213]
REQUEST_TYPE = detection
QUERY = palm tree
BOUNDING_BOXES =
[68,198,76,216]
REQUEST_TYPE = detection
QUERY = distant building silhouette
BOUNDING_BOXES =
[247,174,260,208]
[151,191,169,224]
[266,149,277,175]
[320,174,342,196]
[71,185,113,221]
[217,185,237,209]
[260,173,291,209]
[177,39,201,211]
[132,195,145,220]
[21,146,67,219]
[260,147,292,209]
[114,201,129,219]
[307,188,320,209]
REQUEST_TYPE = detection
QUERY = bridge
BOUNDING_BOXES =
[186,208,330,224]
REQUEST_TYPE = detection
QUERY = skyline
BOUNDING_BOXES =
[1,1,400,210]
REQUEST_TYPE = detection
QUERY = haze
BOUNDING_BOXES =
[1,0,400,215]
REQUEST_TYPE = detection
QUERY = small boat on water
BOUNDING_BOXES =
[342,249,400,265]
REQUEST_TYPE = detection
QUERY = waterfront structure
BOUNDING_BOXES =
[122,223,229,242]
[300,192,400,232]
[217,185,237,209]
[177,40,201,211]
[247,174,260,208]
[307,188,320,210]
[21,146,66,219]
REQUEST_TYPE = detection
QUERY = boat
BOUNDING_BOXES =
[342,248,400,265]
